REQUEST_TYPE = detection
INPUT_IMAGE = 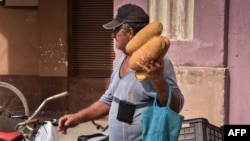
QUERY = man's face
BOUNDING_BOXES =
[112,25,133,54]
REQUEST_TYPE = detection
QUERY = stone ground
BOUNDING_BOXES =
[59,118,108,141]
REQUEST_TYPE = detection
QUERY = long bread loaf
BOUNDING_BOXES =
[125,21,170,81]
[125,21,163,55]
[133,36,170,81]
[129,36,165,71]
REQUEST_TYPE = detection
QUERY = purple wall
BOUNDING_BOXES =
[169,0,226,67]
[228,0,250,124]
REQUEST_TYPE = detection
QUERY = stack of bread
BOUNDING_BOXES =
[125,21,170,81]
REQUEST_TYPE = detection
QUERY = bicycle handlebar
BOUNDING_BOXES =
[16,119,39,130]
[24,119,39,125]
[28,91,69,120]
[49,91,69,100]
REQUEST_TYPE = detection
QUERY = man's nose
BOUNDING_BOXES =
[111,32,116,38]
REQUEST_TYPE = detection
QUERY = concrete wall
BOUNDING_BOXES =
[0,0,68,76]
[172,0,228,126]
[0,0,68,114]
[0,7,39,75]
[176,67,227,126]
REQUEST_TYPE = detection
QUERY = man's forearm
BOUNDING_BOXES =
[75,101,110,123]
[151,77,181,113]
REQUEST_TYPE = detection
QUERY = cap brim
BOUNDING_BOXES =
[103,19,124,29]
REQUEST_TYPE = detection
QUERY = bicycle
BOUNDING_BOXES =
[0,82,29,132]
[0,81,69,141]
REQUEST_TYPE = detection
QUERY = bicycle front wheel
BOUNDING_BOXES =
[0,82,29,131]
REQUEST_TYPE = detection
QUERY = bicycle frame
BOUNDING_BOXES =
[0,91,69,141]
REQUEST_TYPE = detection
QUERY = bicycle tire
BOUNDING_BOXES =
[0,82,29,131]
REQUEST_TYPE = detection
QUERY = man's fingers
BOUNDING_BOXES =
[64,119,71,126]
[58,115,69,134]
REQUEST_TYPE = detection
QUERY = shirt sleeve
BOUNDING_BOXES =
[99,82,114,106]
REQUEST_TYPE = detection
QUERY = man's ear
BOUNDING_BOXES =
[128,27,135,39]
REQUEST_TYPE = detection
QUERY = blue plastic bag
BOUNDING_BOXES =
[141,86,184,141]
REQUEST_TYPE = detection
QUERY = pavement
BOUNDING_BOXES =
[36,114,109,141]
[59,118,108,141]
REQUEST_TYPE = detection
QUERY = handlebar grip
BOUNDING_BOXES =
[51,91,69,100]
[25,118,39,125]
[16,119,39,128]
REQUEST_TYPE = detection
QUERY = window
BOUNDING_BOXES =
[70,0,114,77]
[148,0,194,41]
[4,0,38,6]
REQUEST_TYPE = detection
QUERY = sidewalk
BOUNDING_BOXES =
[59,118,108,141]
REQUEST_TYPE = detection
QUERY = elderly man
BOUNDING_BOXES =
[58,4,184,141]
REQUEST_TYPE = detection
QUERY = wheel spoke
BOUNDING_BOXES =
[0,82,29,131]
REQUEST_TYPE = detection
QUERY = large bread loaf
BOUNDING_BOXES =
[125,21,170,81]
[125,21,163,55]
[133,37,170,81]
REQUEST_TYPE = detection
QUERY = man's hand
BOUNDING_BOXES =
[136,54,164,80]
[58,113,80,134]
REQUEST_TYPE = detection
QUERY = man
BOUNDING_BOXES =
[58,4,184,141]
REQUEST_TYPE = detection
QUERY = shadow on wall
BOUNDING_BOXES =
[0,34,8,74]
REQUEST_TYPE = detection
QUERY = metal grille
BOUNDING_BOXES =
[71,0,114,77]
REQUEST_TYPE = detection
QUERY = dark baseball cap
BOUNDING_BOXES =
[103,4,149,29]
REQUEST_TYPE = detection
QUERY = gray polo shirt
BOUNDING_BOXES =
[100,55,184,141]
